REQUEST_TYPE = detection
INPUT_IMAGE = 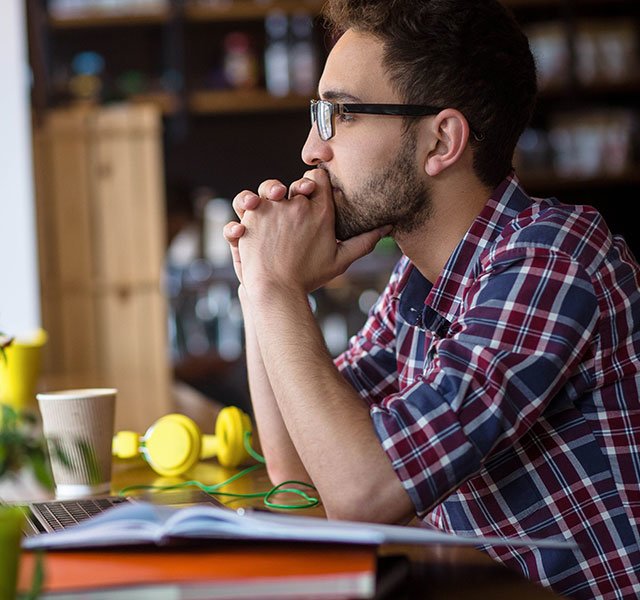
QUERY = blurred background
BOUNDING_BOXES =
[5,0,639,429]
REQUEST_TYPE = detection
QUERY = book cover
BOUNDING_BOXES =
[18,545,377,600]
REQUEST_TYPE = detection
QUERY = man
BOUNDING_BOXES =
[223,1,640,598]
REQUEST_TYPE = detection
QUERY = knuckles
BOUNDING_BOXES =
[223,221,242,241]
[257,179,287,199]
[232,190,256,215]
[234,170,335,233]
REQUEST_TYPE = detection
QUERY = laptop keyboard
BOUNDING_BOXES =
[14,489,228,536]
[32,497,130,532]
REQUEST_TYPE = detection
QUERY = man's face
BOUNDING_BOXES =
[302,29,432,241]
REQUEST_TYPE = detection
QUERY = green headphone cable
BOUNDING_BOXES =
[118,431,319,510]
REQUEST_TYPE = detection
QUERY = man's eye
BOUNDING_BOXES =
[337,113,355,123]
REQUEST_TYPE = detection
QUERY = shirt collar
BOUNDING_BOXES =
[398,173,535,328]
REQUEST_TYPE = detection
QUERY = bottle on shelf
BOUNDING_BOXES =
[289,12,318,96]
[264,10,291,97]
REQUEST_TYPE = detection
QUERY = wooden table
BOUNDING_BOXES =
[107,455,562,599]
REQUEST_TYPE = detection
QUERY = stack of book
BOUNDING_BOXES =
[19,546,377,599]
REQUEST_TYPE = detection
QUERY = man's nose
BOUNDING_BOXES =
[301,126,332,166]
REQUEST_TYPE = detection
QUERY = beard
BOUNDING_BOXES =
[328,130,432,241]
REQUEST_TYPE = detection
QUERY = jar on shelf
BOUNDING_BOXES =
[222,31,259,90]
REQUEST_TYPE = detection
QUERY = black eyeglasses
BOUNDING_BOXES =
[309,99,484,141]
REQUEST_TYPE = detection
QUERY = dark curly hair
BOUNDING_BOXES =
[322,0,537,187]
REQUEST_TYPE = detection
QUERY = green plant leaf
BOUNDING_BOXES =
[0,404,56,489]
[0,332,12,364]
[17,550,46,600]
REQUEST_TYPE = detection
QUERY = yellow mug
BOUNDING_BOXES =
[0,329,48,412]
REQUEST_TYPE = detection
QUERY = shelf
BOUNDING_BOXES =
[49,9,171,29]
[130,91,180,115]
[188,89,311,114]
[538,77,640,100]
[48,0,326,28]
[38,90,310,117]
[185,0,324,22]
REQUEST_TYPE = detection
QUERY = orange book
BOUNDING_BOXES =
[19,545,377,599]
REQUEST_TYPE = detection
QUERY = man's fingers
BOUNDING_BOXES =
[300,169,333,207]
[257,179,288,200]
[288,177,316,198]
[337,226,393,269]
[224,221,246,283]
[223,221,246,243]
[303,168,330,186]
[235,178,313,219]
[232,191,260,219]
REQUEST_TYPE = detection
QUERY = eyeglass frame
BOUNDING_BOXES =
[309,99,485,142]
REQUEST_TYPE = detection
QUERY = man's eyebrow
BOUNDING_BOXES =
[320,90,363,103]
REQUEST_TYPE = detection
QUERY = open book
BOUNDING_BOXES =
[22,500,579,552]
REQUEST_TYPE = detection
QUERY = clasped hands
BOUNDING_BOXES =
[223,168,391,297]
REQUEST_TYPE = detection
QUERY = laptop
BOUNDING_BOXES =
[4,489,229,538]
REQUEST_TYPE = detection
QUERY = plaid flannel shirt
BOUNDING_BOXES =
[336,175,640,599]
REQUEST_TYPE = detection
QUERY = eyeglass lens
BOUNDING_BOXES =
[310,101,333,141]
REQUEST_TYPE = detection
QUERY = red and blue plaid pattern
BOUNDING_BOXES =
[336,175,640,599]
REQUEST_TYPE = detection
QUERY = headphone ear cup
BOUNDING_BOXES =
[215,406,252,468]
[112,430,141,459]
[143,414,202,477]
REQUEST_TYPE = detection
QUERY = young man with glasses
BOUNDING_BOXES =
[223,1,640,598]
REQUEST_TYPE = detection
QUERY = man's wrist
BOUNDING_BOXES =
[243,278,308,309]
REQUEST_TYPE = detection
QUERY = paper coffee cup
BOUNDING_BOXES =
[36,388,116,499]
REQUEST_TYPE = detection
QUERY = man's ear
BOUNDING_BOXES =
[424,109,470,177]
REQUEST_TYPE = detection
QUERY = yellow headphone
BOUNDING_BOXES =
[112,406,253,476]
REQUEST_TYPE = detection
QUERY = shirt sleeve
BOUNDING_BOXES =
[371,246,599,516]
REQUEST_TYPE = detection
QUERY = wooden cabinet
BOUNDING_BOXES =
[33,104,172,431]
